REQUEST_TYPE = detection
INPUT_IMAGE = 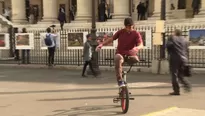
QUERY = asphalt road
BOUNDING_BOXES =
[0,66,205,116]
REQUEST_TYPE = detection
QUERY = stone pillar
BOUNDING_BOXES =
[194,0,205,18]
[75,0,92,22]
[148,0,161,20]
[112,0,130,20]
[11,0,27,23]
[41,0,58,23]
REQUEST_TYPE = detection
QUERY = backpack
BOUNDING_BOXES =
[44,34,52,46]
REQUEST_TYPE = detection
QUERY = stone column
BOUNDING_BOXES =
[112,0,130,20]
[41,0,58,23]
[148,0,161,20]
[11,0,27,23]
[75,0,92,22]
[194,0,205,18]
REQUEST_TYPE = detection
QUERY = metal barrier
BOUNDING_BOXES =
[0,24,205,68]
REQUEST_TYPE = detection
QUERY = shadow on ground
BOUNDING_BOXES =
[47,105,123,116]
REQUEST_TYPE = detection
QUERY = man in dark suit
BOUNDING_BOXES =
[166,29,191,95]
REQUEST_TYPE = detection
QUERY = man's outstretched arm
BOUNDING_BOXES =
[98,31,120,47]
[101,37,114,46]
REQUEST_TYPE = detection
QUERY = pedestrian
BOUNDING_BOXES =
[140,3,146,20]
[192,0,201,15]
[21,28,30,64]
[29,5,35,24]
[81,34,96,77]
[58,6,66,30]
[137,2,142,20]
[98,1,106,22]
[45,27,59,67]
[166,29,191,95]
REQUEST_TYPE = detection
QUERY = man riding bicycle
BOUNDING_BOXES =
[96,18,144,87]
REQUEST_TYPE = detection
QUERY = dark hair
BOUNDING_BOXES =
[46,27,51,33]
[86,34,91,39]
[124,17,134,26]
[175,29,182,36]
[22,28,27,33]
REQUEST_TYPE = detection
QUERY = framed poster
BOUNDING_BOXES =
[40,33,60,50]
[140,30,152,49]
[15,33,34,49]
[0,33,10,49]
[189,29,205,49]
[67,32,88,49]
[96,31,117,49]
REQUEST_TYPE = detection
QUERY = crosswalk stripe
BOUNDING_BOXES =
[141,107,178,116]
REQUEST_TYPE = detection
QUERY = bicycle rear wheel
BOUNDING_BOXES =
[120,87,129,114]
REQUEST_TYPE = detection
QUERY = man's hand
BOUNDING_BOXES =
[129,47,139,56]
[96,43,103,51]
[133,47,139,53]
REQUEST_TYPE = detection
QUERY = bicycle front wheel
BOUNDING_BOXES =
[120,87,129,114]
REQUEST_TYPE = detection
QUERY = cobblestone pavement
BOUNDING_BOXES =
[0,66,205,116]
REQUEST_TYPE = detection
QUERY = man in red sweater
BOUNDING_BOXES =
[96,18,143,87]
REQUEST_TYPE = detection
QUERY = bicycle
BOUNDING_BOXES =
[113,56,136,114]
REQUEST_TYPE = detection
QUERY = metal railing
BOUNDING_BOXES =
[0,23,205,68]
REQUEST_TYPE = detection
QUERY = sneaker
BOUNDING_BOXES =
[118,81,126,87]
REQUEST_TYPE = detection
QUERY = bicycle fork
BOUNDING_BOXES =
[113,72,134,103]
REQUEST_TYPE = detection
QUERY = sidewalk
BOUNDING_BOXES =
[0,64,205,74]
[0,64,151,72]
[0,66,205,116]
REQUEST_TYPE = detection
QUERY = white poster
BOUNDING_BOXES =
[145,30,152,49]
[67,32,88,49]
[0,33,10,49]
[15,33,34,50]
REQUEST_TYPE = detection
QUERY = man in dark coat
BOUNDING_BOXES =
[98,1,106,22]
[137,2,142,20]
[178,0,186,9]
[58,6,66,30]
[192,0,201,15]
[166,29,191,95]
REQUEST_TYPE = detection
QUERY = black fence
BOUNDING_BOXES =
[0,25,205,68]
[0,28,152,67]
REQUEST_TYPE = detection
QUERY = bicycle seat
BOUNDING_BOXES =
[122,55,139,66]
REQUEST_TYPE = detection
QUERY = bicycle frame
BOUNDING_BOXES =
[122,65,133,83]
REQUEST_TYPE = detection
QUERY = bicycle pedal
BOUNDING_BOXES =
[113,98,119,103]
[129,98,135,100]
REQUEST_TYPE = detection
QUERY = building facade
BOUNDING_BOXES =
[0,0,204,24]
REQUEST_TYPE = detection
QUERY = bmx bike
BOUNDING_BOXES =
[113,56,136,114]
